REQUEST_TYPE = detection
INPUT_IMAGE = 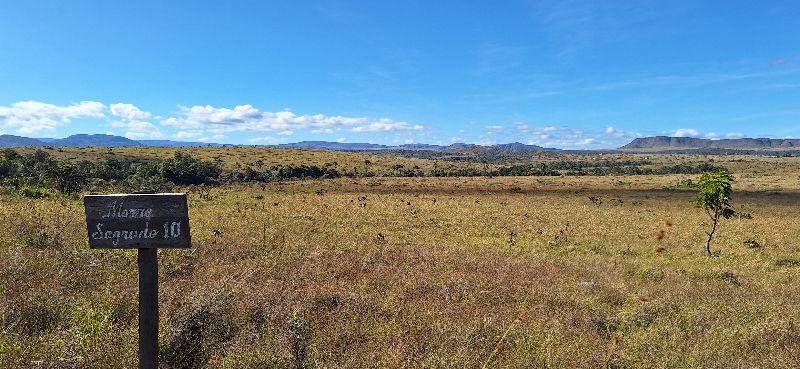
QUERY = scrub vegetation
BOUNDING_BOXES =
[1,147,800,368]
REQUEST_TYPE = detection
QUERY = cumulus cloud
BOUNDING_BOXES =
[247,136,277,143]
[509,123,639,149]
[110,103,151,121]
[0,100,105,134]
[672,128,700,137]
[174,130,203,139]
[516,124,558,135]
[350,118,422,133]
[0,100,427,141]
[514,125,562,141]
[125,123,164,140]
[161,104,423,134]
[109,103,164,139]
[312,128,336,134]
[605,126,625,137]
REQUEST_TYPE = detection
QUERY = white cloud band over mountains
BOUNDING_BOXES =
[0,100,757,148]
[161,104,422,135]
[0,100,425,141]
[0,100,105,134]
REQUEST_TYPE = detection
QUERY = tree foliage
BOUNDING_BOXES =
[694,169,736,256]
[161,152,222,185]
[0,149,222,195]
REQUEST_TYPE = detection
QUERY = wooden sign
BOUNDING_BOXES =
[84,192,193,369]
[84,193,191,249]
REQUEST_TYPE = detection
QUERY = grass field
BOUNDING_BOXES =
[2,149,800,368]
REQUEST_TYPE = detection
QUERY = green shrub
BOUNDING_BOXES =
[162,152,222,185]
[18,187,53,199]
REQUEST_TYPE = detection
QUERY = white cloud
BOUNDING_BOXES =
[0,100,105,134]
[162,105,346,130]
[247,136,277,143]
[161,104,423,134]
[517,124,558,134]
[278,130,293,136]
[110,103,151,121]
[485,125,503,131]
[726,132,745,138]
[605,126,643,139]
[125,123,164,140]
[605,126,624,137]
[312,128,336,134]
[174,130,203,139]
[109,103,164,139]
[673,128,700,137]
[509,123,639,149]
[350,118,423,133]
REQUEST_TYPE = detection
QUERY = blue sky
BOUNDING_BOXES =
[0,1,798,148]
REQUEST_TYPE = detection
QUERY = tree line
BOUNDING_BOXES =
[0,148,729,196]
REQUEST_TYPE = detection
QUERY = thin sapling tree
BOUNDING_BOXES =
[694,169,736,256]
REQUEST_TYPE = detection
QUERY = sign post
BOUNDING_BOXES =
[84,193,191,369]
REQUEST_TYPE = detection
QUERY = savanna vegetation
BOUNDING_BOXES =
[1,147,800,368]
[0,147,736,197]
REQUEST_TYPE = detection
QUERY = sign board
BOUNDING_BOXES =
[84,193,191,249]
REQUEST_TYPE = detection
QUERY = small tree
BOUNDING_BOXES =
[694,169,736,256]
[37,159,90,195]
[363,159,372,177]
[161,152,221,185]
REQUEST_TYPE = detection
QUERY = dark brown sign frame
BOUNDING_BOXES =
[84,193,191,249]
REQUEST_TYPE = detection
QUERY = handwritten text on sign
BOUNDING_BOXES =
[84,193,191,248]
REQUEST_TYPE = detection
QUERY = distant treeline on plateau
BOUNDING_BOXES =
[0,149,727,196]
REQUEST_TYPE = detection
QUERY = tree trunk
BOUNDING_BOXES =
[706,217,718,256]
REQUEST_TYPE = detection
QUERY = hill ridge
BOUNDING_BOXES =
[621,136,800,150]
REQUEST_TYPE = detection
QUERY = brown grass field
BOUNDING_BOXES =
[2,148,800,368]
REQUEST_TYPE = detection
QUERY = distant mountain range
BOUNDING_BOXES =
[620,136,800,150]
[0,134,223,148]
[0,135,47,147]
[0,134,556,151]
[274,141,555,151]
[2,133,797,153]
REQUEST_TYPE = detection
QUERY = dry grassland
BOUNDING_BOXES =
[1,151,800,368]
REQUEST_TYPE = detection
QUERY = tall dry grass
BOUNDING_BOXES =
[1,165,800,368]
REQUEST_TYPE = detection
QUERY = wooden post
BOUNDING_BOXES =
[138,247,159,369]
[84,193,191,369]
